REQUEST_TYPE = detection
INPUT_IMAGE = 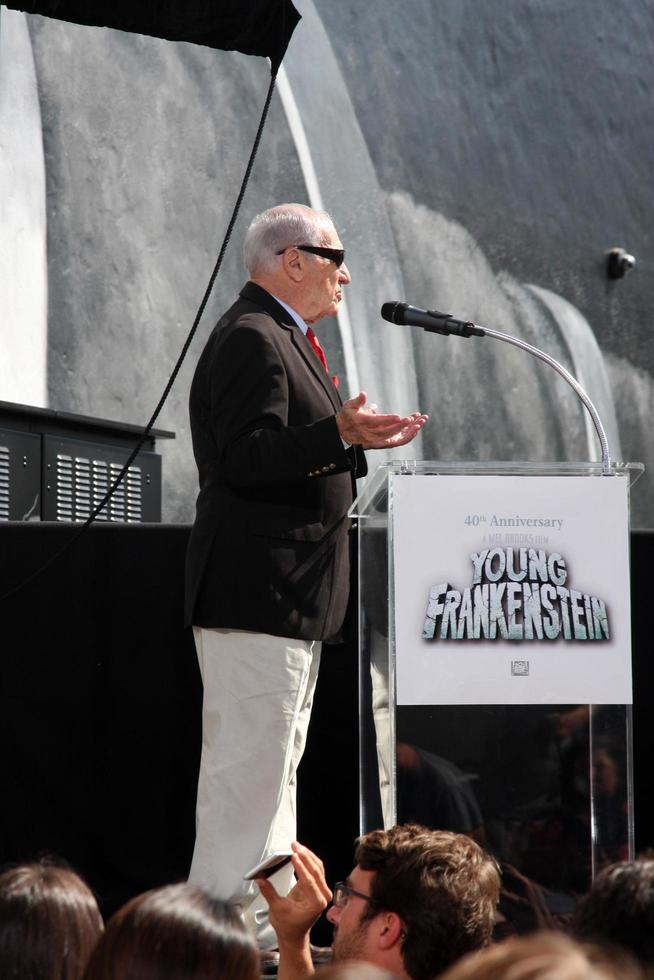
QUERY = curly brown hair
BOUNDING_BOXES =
[354,824,500,980]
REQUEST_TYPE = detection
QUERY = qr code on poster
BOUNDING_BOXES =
[511,660,529,676]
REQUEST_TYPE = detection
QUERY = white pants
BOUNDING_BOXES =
[188,626,321,948]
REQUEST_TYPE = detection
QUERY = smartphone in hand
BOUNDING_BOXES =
[244,851,293,881]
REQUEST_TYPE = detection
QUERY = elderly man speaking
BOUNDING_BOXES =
[185,203,427,946]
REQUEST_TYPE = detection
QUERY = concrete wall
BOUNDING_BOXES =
[0,8,47,405]
[25,12,305,520]
[2,1,653,524]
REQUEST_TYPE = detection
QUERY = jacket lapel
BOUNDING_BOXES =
[239,282,343,412]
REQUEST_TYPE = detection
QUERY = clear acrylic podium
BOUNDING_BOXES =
[351,460,642,915]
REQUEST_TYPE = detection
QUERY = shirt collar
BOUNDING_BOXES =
[271,295,308,335]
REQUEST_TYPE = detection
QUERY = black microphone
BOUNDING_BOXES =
[381,301,485,338]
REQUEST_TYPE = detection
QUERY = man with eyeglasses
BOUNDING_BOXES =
[185,203,427,949]
[258,827,500,980]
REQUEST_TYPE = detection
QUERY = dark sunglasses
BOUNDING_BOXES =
[277,244,345,267]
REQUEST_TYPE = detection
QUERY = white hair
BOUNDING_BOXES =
[243,203,335,276]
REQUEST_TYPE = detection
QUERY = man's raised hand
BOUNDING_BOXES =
[336,392,428,449]
[255,841,332,945]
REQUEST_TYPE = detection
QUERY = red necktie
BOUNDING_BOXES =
[306,328,339,388]
[306,327,329,372]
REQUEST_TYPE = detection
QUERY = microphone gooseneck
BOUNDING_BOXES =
[380,300,611,469]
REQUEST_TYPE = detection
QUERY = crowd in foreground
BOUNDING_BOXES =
[1,824,652,980]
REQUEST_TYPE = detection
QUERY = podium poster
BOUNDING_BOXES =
[392,474,632,705]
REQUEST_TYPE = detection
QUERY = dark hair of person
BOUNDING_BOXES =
[81,883,259,980]
[437,931,644,980]
[0,860,103,980]
[571,858,654,976]
[354,824,500,980]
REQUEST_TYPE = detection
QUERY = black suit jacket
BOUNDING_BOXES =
[185,281,367,640]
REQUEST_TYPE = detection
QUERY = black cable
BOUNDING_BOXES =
[0,67,279,606]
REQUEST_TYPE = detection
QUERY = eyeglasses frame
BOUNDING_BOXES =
[331,882,407,940]
[332,881,383,910]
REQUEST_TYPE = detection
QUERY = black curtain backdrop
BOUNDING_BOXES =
[0,524,202,915]
[5,0,301,69]
[0,522,358,925]
[0,523,651,928]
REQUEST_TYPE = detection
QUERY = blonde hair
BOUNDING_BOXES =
[438,932,643,980]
